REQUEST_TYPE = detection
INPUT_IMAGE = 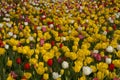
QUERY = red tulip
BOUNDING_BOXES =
[47,22,53,25]
[0,40,4,47]
[60,43,63,48]
[118,9,120,12]
[58,33,63,37]
[47,59,53,67]
[113,24,116,30]
[21,76,27,79]
[0,27,2,31]
[16,58,21,64]
[56,24,61,30]
[34,25,37,31]
[17,42,21,47]
[24,63,30,70]
[40,9,43,13]
[51,41,55,46]
[109,63,115,71]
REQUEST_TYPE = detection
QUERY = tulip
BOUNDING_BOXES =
[40,39,45,46]
[82,66,92,75]
[62,61,69,69]
[16,57,21,64]
[47,59,53,67]
[106,46,114,53]
[109,63,115,71]
[10,71,18,79]
[24,63,30,70]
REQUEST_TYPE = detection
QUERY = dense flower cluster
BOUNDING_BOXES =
[0,0,120,80]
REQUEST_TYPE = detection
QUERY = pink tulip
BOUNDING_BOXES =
[58,57,63,63]
[19,24,23,30]
[42,27,47,32]
[92,53,102,61]
[17,42,21,47]
[56,24,61,29]
[40,39,44,46]
[95,54,102,61]
[30,43,34,48]
[93,78,98,80]
[10,71,18,79]
[78,34,84,39]
[113,77,120,80]
[91,53,97,57]
[104,56,108,59]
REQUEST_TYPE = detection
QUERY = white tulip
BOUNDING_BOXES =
[103,31,107,35]
[86,19,89,23]
[52,72,61,79]
[29,36,34,41]
[78,26,82,31]
[49,24,54,28]
[83,66,92,75]
[8,32,13,36]
[6,23,12,28]
[62,61,69,69]
[0,23,3,28]
[115,14,119,18]
[69,14,72,17]
[66,10,69,13]
[13,34,17,38]
[70,20,74,24]
[5,14,10,17]
[110,19,114,23]
[117,45,120,50]
[35,7,40,11]
[24,22,28,26]
[61,37,66,41]
[68,30,71,33]
[34,18,37,21]
[79,9,82,12]
[108,17,112,21]
[118,12,120,16]
[5,44,9,49]
[106,46,114,53]
[56,10,59,12]
[41,15,46,18]
[3,18,6,21]
[6,18,10,22]
[93,50,99,54]
[105,58,111,64]
[37,26,41,30]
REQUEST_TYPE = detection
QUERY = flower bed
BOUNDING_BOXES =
[0,0,120,80]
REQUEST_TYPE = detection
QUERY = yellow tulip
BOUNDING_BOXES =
[43,73,49,80]
[0,48,5,55]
